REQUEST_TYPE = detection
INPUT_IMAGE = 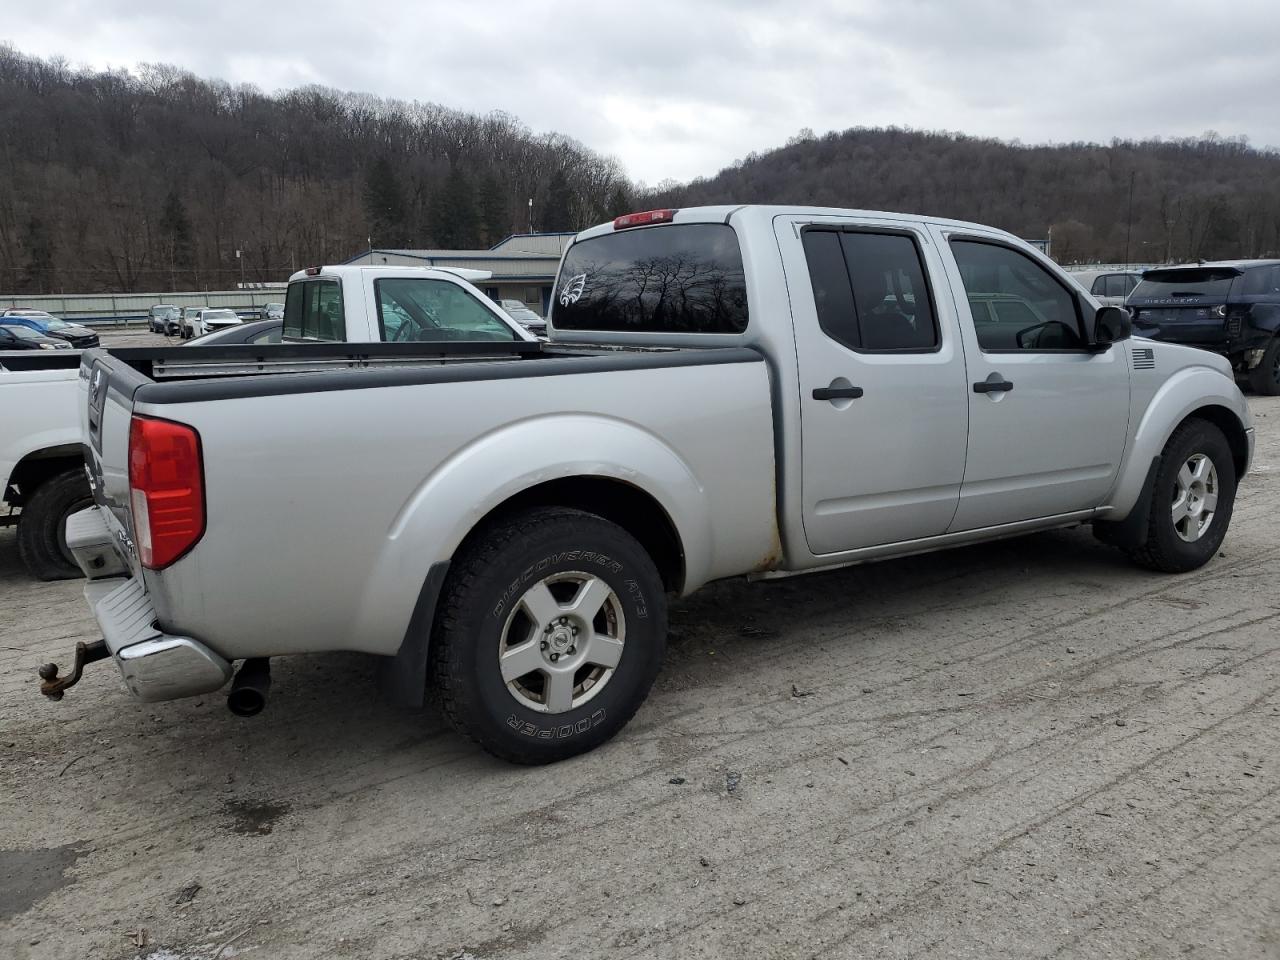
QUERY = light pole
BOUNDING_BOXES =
[236,247,245,289]
[528,198,533,235]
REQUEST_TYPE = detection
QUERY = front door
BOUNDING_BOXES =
[781,217,970,555]
[931,229,1131,531]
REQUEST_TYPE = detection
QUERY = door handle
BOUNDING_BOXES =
[813,385,865,401]
[972,379,1014,394]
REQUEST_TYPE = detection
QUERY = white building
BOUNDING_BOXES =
[343,233,575,316]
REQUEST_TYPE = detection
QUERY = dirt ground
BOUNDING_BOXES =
[2,344,1278,959]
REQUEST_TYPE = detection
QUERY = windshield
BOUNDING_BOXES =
[204,310,238,320]
[1131,268,1239,300]
[375,278,520,342]
[554,223,749,333]
[44,318,72,329]
[4,325,44,340]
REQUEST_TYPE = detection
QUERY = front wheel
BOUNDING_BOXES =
[1126,419,1237,573]
[431,506,668,764]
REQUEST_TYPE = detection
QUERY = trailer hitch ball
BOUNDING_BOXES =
[38,640,110,700]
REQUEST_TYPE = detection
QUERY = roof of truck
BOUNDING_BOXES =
[573,205,1025,245]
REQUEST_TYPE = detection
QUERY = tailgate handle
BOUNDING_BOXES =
[812,385,864,401]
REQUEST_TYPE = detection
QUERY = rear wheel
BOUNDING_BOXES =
[1126,419,1237,573]
[16,468,93,581]
[1247,336,1280,396]
[431,506,667,764]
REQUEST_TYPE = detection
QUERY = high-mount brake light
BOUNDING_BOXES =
[128,416,205,569]
[304,266,322,276]
[613,209,678,230]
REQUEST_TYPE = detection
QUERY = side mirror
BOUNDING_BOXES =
[1090,305,1131,349]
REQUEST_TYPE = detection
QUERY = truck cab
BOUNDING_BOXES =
[283,265,535,344]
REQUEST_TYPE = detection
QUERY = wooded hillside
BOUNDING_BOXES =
[651,127,1280,265]
[4,42,1280,295]
[0,46,632,293]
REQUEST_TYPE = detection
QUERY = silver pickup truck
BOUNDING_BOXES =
[48,205,1253,764]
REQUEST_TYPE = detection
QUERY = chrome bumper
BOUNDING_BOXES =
[66,508,231,703]
[76,566,232,705]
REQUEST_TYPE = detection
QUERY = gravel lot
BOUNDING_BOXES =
[2,344,1278,959]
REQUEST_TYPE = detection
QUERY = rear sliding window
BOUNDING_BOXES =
[553,223,748,333]
[1131,269,1238,300]
[284,279,345,341]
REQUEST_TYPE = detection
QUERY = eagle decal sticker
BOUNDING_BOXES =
[559,273,587,307]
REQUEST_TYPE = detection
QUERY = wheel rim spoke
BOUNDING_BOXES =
[519,581,561,631]
[584,634,624,670]
[567,576,612,622]
[1201,491,1218,514]
[500,640,545,683]
[1177,463,1194,492]
[1190,457,1209,483]
[1171,495,1190,524]
[544,669,576,713]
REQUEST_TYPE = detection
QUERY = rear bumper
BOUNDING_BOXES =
[68,507,232,702]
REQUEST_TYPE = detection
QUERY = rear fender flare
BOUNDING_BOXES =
[352,413,712,656]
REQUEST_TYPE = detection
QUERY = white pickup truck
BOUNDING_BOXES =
[51,205,1253,765]
[1,353,93,579]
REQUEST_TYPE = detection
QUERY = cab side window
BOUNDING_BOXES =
[950,240,1084,351]
[801,229,939,352]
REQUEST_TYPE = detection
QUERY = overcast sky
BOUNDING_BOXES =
[7,0,1280,185]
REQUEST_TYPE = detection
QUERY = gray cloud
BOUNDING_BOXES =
[6,0,1278,184]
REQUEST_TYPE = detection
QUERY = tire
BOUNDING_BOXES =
[16,468,93,581]
[1126,419,1237,573]
[431,506,668,764]
[1247,336,1280,396]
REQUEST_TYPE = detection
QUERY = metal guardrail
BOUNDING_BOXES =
[2,287,288,326]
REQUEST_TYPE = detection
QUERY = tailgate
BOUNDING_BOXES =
[1130,304,1229,344]
[81,351,151,576]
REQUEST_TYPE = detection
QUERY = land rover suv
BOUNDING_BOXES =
[1127,260,1280,394]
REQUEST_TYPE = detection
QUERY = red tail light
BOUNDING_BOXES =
[613,208,677,230]
[128,416,205,569]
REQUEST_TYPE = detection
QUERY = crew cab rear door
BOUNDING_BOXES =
[930,226,1131,530]
[778,214,969,554]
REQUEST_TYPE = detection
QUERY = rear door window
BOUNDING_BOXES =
[553,223,748,333]
[801,229,939,351]
[283,280,345,341]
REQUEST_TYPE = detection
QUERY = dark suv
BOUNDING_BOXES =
[1127,260,1280,394]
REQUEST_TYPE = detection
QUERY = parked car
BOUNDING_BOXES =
[55,206,1252,766]
[500,299,548,335]
[178,306,207,339]
[263,302,285,321]
[148,304,182,334]
[0,324,73,350]
[1127,260,1280,395]
[184,318,281,346]
[0,312,99,348]
[1068,269,1144,307]
[0,350,91,579]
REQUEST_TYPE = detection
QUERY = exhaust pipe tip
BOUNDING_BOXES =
[227,658,270,717]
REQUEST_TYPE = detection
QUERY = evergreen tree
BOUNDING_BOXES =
[478,171,508,246]
[606,184,631,219]
[542,169,574,233]
[159,189,194,280]
[21,216,54,293]
[430,166,479,248]
[363,156,408,247]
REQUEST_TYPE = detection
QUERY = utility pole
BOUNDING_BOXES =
[528,198,533,235]
[1124,170,1135,268]
[236,247,245,289]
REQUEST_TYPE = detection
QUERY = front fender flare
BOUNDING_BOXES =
[1106,366,1250,519]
